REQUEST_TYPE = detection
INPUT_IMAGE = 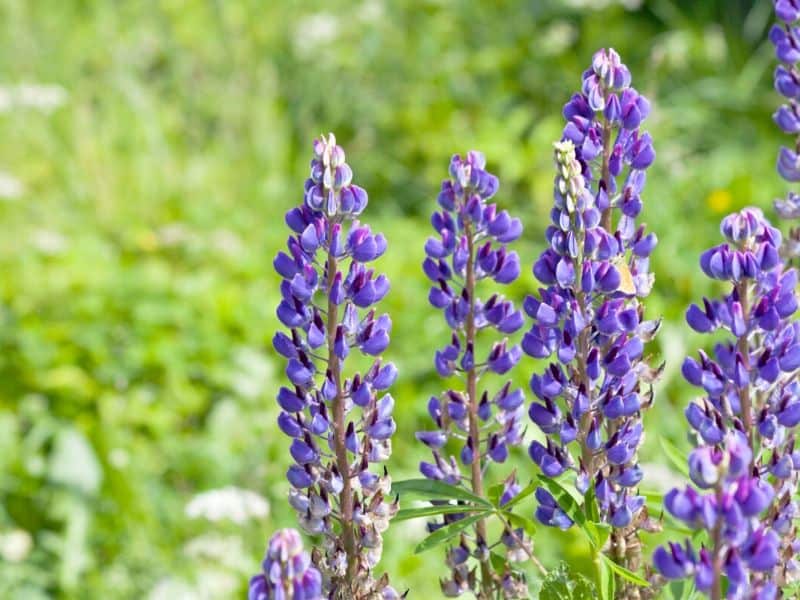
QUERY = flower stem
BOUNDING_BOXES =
[326,221,358,585]
[599,116,614,232]
[496,513,548,576]
[735,280,754,451]
[465,221,494,598]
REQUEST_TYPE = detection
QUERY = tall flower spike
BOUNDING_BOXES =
[523,48,660,588]
[272,134,401,598]
[418,151,531,598]
[654,208,800,598]
[771,4,800,260]
[249,529,323,600]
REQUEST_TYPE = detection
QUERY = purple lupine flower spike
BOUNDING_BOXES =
[418,151,531,597]
[654,207,800,597]
[524,48,661,586]
[272,134,401,598]
[249,529,323,600]
[770,3,800,259]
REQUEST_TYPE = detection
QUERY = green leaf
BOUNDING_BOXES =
[487,481,503,507]
[537,475,613,551]
[584,521,611,550]
[489,551,510,574]
[660,436,690,477]
[599,554,650,587]
[414,511,491,554]
[584,484,601,523]
[666,579,700,600]
[392,478,492,507]
[540,562,596,600]
[393,503,486,522]
[501,511,538,536]
[597,553,614,600]
[536,475,585,526]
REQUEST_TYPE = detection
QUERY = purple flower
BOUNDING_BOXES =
[654,206,800,595]
[419,151,530,597]
[770,3,800,258]
[271,134,400,597]
[249,529,323,600]
[524,50,660,583]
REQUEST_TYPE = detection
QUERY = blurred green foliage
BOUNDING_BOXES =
[0,0,790,597]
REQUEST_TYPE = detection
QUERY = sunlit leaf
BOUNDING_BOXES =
[414,512,491,554]
[392,479,492,507]
[393,503,485,522]
[600,554,650,587]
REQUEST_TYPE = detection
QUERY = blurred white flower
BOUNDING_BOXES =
[641,461,685,492]
[210,229,243,257]
[294,13,340,55]
[148,571,238,600]
[157,223,192,248]
[359,0,384,22]
[0,83,68,113]
[0,529,33,563]
[0,171,23,199]
[108,447,130,469]
[703,25,727,65]
[651,30,691,70]
[31,229,68,255]
[231,347,273,400]
[195,571,239,597]
[539,21,578,56]
[185,486,269,524]
[147,578,197,600]
[184,533,250,568]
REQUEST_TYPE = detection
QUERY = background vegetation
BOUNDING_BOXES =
[0,0,788,597]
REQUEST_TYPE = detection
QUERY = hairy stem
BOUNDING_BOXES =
[496,513,548,576]
[464,221,494,598]
[326,221,358,584]
[710,485,724,600]
[735,280,753,451]
[599,117,614,232]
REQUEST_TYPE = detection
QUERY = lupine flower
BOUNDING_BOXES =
[249,529,323,600]
[417,151,529,598]
[272,134,400,598]
[771,3,800,259]
[523,48,660,581]
[654,207,800,597]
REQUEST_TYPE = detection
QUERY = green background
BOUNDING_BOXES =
[0,0,788,597]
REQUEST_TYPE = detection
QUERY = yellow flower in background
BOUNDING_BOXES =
[707,189,732,213]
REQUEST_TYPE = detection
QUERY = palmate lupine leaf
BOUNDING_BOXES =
[392,478,492,506]
[413,512,492,554]
[539,563,596,600]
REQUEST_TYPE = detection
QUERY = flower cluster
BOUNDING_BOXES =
[273,134,400,598]
[416,151,529,597]
[654,208,800,597]
[523,48,659,574]
[771,2,800,259]
[249,529,323,600]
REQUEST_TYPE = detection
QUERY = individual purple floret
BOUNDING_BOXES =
[653,207,800,598]
[523,48,661,583]
[272,134,401,598]
[249,529,323,600]
[417,150,530,597]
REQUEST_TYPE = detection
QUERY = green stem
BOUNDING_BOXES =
[464,220,494,598]
[326,219,358,586]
